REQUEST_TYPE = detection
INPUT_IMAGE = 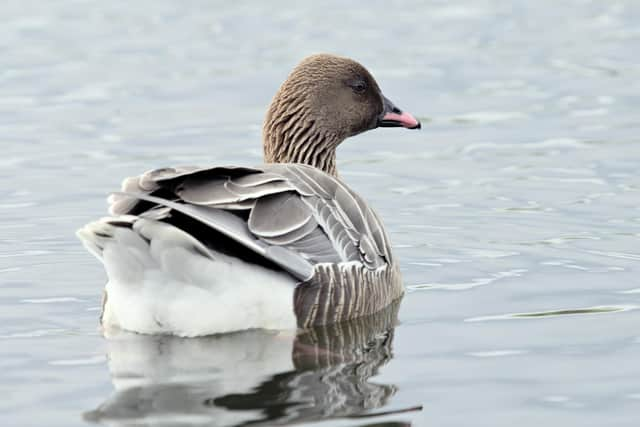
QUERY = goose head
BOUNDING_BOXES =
[263,54,420,176]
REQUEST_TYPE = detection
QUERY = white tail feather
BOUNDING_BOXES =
[77,217,297,336]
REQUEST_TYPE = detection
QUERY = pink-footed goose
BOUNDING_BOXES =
[78,54,420,337]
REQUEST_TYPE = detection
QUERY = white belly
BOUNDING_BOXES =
[79,216,298,336]
[101,246,298,337]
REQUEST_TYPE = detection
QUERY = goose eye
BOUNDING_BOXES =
[351,80,367,94]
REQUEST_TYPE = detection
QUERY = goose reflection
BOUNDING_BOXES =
[85,301,403,426]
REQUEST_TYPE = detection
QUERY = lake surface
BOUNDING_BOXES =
[1,1,639,426]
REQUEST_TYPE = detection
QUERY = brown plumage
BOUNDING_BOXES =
[78,54,420,336]
[264,54,399,176]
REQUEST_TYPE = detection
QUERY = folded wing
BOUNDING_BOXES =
[109,163,392,282]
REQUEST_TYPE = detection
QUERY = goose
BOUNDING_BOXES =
[77,54,420,337]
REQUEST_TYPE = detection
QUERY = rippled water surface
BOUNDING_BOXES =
[2,1,639,426]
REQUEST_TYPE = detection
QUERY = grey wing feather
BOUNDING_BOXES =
[249,192,314,237]
[263,163,391,268]
[109,163,391,281]
[112,191,314,281]
[177,176,294,205]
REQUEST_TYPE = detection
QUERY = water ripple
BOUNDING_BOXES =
[49,355,106,366]
[466,350,527,358]
[409,269,527,291]
[0,328,67,339]
[461,138,586,154]
[465,305,638,322]
[452,111,528,124]
[21,297,83,304]
[587,250,640,261]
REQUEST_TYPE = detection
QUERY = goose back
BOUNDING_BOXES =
[108,163,403,326]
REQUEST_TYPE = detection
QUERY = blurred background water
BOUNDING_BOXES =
[1,0,639,426]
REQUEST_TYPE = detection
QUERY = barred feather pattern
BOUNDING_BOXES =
[262,57,352,177]
[263,104,339,177]
[294,262,403,328]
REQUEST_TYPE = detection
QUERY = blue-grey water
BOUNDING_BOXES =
[2,1,639,426]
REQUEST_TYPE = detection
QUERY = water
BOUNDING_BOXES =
[1,0,639,425]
